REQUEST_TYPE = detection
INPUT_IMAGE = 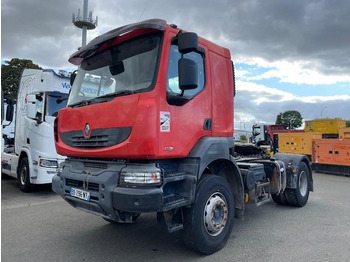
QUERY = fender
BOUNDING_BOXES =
[188,137,234,177]
[17,147,35,179]
[188,137,245,218]
[273,153,313,191]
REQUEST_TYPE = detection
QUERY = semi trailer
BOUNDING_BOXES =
[52,19,313,254]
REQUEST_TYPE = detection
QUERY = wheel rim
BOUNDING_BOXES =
[299,171,308,197]
[20,165,27,186]
[203,192,228,236]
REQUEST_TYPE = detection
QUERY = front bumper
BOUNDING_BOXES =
[52,159,196,222]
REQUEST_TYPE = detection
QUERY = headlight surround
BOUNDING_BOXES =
[119,165,162,187]
[39,158,58,168]
[121,171,161,185]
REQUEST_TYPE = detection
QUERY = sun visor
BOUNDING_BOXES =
[68,19,167,65]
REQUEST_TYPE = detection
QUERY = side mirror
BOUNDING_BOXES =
[5,98,14,122]
[178,32,198,54]
[70,70,78,86]
[178,58,198,91]
[27,94,37,120]
[1,91,4,123]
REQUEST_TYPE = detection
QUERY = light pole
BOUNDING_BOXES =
[320,106,327,118]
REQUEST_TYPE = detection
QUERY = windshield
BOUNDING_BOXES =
[46,92,69,117]
[252,126,261,136]
[67,33,162,106]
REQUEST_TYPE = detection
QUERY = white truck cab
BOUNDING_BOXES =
[1,69,70,192]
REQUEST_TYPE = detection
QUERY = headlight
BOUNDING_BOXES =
[120,171,162,187]
[39,158,58,168]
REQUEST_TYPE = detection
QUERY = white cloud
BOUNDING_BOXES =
[238,58,350,85]
[235,80,350,129]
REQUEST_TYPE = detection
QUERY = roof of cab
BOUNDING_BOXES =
[69,19,167,65]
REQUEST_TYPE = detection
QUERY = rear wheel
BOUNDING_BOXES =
[18,157,34,193]
[183,175,235,255]
[285,162,310,207]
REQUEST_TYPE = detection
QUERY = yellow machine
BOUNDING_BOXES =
[304,119,346,137]
[276,132,322,156]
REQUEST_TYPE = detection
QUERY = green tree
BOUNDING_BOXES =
[346,120,350,127]
[1,58,42,99]
[275,110,303,129]
[239,135,247,142]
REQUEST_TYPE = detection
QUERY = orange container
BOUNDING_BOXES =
[277,132,322,156]
[312,139,350,166]
[339,128,350,139]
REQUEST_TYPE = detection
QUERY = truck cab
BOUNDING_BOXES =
[1,69,70,192]
[52,19,312,254]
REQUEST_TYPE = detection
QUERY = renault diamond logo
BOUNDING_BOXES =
[84,123,91,138]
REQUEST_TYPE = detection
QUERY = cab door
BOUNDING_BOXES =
[158,32,212,158]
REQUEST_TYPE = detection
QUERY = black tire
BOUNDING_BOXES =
[183,175,235,255]
[271,192,288,205]
[18,157,34,193]
[285,162,310,207]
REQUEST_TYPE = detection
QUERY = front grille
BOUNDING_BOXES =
[71,134,109,148]
[66,178,100,192]
[60,127,132,149]
[83,162,108,170]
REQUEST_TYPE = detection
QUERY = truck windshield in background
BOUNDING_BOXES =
[33,92,69,122]
[67,33,162,107]
[46,92,68,117]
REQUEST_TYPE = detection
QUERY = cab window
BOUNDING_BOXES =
[166,45,205,105]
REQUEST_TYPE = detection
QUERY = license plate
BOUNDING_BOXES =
[70,187,90,201]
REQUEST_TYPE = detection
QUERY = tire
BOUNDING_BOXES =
[18,157,34,193]
[271,192,288,205]
[285,162,310,207]
[183,175,235,255]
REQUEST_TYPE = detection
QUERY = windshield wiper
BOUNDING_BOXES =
[56,96,68,104]
[92,90,135,102]
[69,99,92,108]
[69,90,135,107]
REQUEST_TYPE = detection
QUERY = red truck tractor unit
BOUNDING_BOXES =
[52,19,313,254]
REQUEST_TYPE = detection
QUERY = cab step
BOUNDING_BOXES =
[255,180,271,207]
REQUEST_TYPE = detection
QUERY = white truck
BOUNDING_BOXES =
[1,69,71,192]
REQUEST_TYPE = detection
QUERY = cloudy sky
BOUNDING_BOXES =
[2,0,350,130]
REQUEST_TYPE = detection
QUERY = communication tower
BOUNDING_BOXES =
[72,0,98,47]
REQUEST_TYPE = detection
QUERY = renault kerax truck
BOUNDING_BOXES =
[2,69,70,192]
[52,19,313,254]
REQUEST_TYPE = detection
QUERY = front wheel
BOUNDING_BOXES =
[18,157,34,193]
[285,162,310,207]
[183,175,235,255]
